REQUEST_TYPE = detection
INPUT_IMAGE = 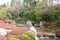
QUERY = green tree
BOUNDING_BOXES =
[23,0,38,9]
[0,7,9,19]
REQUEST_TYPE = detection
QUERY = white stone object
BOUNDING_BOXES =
[0,28,11,36]
[40,21,45,30]
[26,21,39,40]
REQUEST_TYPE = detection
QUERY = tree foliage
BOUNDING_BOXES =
[0,7,9,19]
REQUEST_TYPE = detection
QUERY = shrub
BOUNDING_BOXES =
[18,32,35,40]
[9,37,20,40]
[16,24,26,27]
[0,7,9,19]
[55,20,60,28]
[23,32,35,40]
[19,35,31,40]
